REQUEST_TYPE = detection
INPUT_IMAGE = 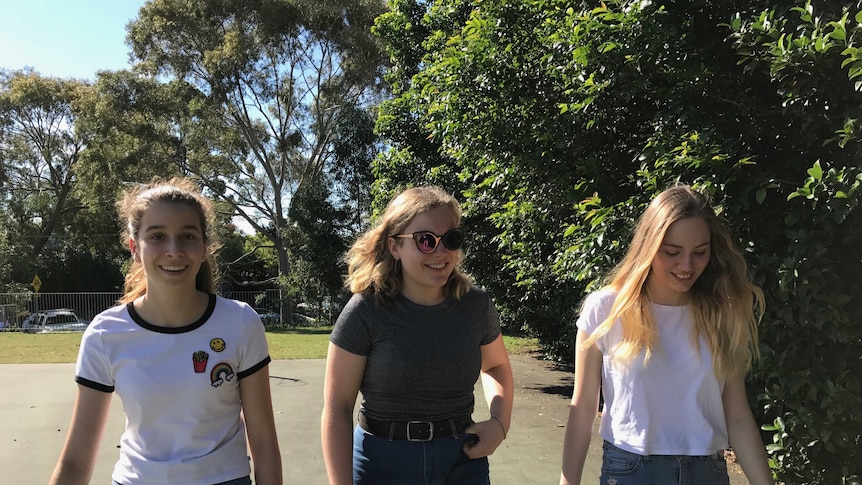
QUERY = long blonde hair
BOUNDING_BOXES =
[117,177,219,304]
[584,185,764,380]
[345,185,472,303]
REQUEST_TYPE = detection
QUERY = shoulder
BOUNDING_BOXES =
[459,285,492,306]
[214,296,262,325]
[216,295,249,310]
[582,287,618,310]
[336,293,377,323]
[342,292,374,313]
[87,304,133,331]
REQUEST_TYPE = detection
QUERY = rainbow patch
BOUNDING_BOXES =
[210,362,235,387]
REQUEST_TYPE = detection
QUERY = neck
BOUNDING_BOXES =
[135,289,209,327]
[399,286,446,306]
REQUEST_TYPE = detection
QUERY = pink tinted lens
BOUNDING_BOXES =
[416,232,438,253]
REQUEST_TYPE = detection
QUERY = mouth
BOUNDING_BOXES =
[425,262,448,270]
[160,265,188,273]
[672,272,693,280]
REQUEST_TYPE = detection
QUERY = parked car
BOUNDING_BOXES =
[21,309,88,333]
[254,308,280,326]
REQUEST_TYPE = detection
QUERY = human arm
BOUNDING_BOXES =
[723,374,774,485]
[240,364,282,485]
[49,385,113,485]
[560,329,603,485]
[321,342,366,485]
[463,333,514,458]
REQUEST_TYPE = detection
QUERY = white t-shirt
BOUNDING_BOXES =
[577,288,728,455]
[75,294,271,485]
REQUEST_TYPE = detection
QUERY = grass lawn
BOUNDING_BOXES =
[0,328,539,364]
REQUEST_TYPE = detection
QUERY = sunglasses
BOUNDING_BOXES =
[391,228,465,254]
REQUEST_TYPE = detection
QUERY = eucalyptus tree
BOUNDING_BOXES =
[121,0,387,322]
[0,69,90,260]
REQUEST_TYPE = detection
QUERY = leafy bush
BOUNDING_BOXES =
[373,1,861,481]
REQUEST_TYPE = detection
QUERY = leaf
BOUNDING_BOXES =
[807,161,823,180]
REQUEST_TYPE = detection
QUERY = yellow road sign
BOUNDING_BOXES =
[32,275,42,293]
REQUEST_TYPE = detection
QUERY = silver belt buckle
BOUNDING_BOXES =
[407,420,434,441]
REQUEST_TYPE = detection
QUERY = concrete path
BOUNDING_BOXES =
[0,355,749,484]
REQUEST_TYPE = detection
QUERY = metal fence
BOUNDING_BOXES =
[0,289,283,332]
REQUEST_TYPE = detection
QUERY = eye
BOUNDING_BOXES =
[664,251,679,256]
[183,233,199,241]
[149,233,164,241]
[693,250,708,256]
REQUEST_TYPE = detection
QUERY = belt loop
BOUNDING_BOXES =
[387,422,396,441]
[448,419,458,437]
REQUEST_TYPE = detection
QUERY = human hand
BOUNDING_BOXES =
[461,418,506,458]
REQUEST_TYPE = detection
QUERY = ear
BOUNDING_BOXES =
[387,235,400,261]
[129,238,140,263]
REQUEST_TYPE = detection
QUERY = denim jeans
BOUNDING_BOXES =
[601,441,729,485]
[353,425,490,485]
[113,476,251,485]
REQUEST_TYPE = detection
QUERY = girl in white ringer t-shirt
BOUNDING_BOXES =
[560,185,774,485]
[50,178,282,485]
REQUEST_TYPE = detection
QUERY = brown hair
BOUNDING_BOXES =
[345,185,472,303]
[117,177,218,304]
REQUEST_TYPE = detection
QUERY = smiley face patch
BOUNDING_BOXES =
[210,338,226,352]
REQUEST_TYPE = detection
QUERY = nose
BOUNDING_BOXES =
[679,253,694,270]
[165,238,185,256]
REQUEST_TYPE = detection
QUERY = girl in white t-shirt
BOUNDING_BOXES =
[50,178,282,485]
[560,185,773,485]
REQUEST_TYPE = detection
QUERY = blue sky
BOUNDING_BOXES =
[0,1,146,80]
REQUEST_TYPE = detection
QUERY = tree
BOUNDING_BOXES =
[116,0,387,323]
[0,70,89,259]
[373,0,861,481]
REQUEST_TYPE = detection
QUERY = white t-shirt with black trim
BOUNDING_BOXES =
[577,288,728,456]
[75,294,271,485]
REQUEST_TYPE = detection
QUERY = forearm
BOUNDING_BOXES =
[481,362,514,430]
[727,416,774,485]
[49,461,94,485]
[560,403,597,485]
[321,407,355,485]
[250,445,283,485]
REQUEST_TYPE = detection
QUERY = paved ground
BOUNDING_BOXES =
[1,354,749,484]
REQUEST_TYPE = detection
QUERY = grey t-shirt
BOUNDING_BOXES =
[330,286,501,421]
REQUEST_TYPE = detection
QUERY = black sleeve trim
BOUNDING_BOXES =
[76,376,114,393]
[237,355,271,379]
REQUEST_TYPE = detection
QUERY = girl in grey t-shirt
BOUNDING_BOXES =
[321,185,514,485]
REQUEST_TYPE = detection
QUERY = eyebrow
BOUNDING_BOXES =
[142,225,202,233]
[661,242,711,249]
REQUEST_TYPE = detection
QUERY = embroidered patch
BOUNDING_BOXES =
[210,338,226,352]
[192,350,209,373]
[210,362,235,387]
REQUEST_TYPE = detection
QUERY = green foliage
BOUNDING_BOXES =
[373,0,861,481]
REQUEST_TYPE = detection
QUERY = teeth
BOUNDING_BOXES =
[673,273,691,279]
[162,266,185,272]
[427,263,445,269]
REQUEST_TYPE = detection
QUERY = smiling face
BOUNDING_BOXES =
[646,216,711,306]
[388,205,460,305]
[130,201,207,295]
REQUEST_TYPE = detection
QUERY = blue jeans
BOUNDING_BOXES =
[353,425,490,485]
[601,441,729,485]
[113,476,251,485]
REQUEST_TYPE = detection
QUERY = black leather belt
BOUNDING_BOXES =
[358,412,473,441]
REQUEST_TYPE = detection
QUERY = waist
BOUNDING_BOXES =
[358,412,473,441]
[603,441,725,461]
